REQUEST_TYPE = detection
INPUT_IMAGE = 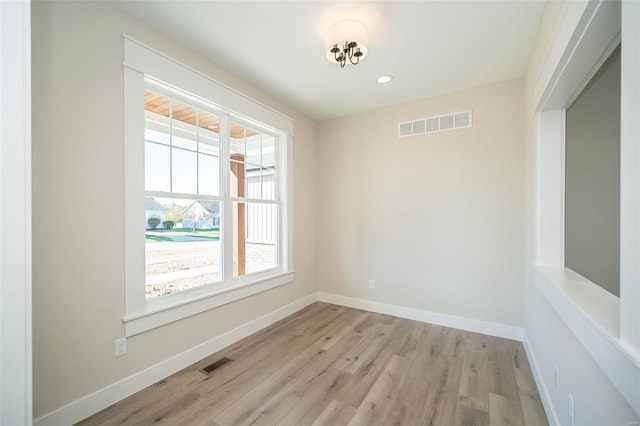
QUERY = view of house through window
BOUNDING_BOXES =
[144,89,279,299]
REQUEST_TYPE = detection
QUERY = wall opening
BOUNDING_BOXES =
[564,44,621,297]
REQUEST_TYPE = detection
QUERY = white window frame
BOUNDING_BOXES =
[533,0,640,414]
[123,36,295,336]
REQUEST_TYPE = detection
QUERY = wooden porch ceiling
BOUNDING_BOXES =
[144,91,258,139]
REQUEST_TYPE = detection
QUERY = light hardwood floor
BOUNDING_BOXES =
[78,302,548,425]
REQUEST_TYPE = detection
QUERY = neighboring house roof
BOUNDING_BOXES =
[145,197,164,211]
[183,200,220,217]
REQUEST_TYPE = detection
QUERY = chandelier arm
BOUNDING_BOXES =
[349,46,358,65]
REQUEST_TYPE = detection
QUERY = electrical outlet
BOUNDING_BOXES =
[554,365,560,391]
[568,394,575,426]
[368,279,375,289]
[115,337,127,357]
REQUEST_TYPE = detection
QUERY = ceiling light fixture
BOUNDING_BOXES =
[325,20,368,68]
[377,75,393,84]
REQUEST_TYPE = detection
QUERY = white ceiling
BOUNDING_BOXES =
[113,1,545,121]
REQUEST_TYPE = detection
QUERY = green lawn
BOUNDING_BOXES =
[145,228,220,242]
[145,234,174,243]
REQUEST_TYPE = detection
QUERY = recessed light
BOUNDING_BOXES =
[376,75,393,84]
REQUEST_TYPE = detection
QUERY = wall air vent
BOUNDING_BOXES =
[398,110,472,138]
[399,122,413,137]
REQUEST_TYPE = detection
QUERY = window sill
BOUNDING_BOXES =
[537,266,620,337]
[534,265,640,412]
[123,270,295,336]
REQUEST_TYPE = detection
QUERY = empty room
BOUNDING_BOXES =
[1,0,640,425]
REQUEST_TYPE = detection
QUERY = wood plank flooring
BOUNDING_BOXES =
[77,303,548,426]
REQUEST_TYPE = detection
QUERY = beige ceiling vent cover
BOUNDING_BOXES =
[398,110,472,138]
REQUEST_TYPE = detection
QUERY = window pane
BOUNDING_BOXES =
[246,163,261,199]
[229,122,273,200]
[245,133,262,165]
[172,148,197,194]
[170,100,197,126]
[199,110,220,137]
[199,128,219,156]
[233,202,277,277]
[229,159,245,198]
[144,91,170,145]
[145,197,221,299]
[172,128,198,151]
[171,101,198,151]
[198,114,220,196]
[198,153,220,196]
[230,121,246,156]
[262,134,275,168]
[145,142,170,192]
[145,111,170,145]
[262,168,276,200]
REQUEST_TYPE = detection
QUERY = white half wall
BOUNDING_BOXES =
[524,284,638,425]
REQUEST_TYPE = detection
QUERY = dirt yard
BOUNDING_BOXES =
[145,240,275,298]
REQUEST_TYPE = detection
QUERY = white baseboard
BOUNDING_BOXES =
[317,292,524,341]
[523,332,560,426]
[34,293,318,426]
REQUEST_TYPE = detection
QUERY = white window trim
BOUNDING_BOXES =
[0,1,33,424]
[533,0,640,415]
[123,35,295,336]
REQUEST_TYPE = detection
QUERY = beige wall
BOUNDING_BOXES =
[317,78,525,327]
[31,1,317,418]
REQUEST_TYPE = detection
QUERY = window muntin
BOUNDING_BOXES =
[143,86,282,300]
